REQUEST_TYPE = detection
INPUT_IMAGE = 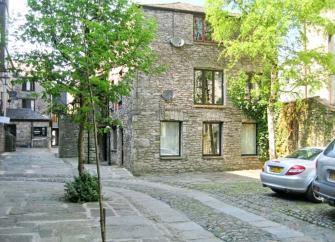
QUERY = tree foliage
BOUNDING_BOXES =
[206,0,335,159]
[14,0,158,172]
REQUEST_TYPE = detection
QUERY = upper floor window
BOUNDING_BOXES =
[22,99,35,111]
[22,80,35,91]
[194,69,223,105]
[194,15,213,42]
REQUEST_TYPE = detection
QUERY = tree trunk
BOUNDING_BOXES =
[77,95,85,176]
[267,105,277,160]
[78,119,85,176]
[268,70,278,160]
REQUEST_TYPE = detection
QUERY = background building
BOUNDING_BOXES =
[0,0,9,153]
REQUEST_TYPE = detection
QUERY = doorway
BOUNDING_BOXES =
[51,128,59,146]
[98,132,108,162]
[120,128,124,166]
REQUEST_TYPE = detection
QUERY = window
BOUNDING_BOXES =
[33,127,47,137]
[22,80,35,91]
[203,122,221,156]
[241,123,257,155]
[194,15,213,42]
[194,69,223,105]
[160,121,181,156]
[22,99,35,110]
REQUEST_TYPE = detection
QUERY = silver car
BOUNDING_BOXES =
[313,140,335,206]
[260,147,323,202]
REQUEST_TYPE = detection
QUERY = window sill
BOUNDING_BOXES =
[193,41,217,46]
[160,156,184,160]
[194,104,225,109]
[241,154,258,157]
[202,156,223,159]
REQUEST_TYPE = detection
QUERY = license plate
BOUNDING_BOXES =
[270,166,283,173]
[329,171,335,181]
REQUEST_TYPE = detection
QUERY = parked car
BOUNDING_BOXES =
[313,140,335,206]
[260,147,324,202]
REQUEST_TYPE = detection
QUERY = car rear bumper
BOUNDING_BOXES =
[313,179,335,206]
[260,172,310,193]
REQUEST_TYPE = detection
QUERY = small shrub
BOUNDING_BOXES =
[65,172,99,203]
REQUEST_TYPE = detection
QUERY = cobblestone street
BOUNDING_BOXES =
[1,148,335,242]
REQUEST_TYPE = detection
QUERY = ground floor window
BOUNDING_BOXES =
[241,123,257,155]
[33,127,48,137]
[203,122,221,156]
[160,121,181,156]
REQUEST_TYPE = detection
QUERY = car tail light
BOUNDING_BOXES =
[286,165,305,175]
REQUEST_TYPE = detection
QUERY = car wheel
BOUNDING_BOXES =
[306,184,323,203]
[270,188,285,194]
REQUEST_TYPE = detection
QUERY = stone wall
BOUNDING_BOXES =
[58,116,79,158]
[111,8,262,175]
[11,121,50,148]
[0,124,5,153]
[10,82,48,114]
[276,97,335,156]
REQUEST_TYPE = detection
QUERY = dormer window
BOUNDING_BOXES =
[194,15,213,42]
[22,80,35,91]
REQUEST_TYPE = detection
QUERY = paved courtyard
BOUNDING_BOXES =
[0,148,335,242]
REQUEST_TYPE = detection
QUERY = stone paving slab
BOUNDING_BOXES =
[108,187,221,242]
[110,180,308,241]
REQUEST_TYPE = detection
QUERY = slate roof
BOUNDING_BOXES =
[141,2,204,14]
[6,108,50,121]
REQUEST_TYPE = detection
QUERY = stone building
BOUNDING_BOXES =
[5,78,53,148]
[6,108,50,148]
[109,2,261,174]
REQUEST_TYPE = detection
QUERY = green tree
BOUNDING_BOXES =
[14,0,157,241]
[15,0,156,173]
[206,0,335,159]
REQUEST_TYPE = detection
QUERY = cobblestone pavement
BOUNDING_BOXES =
[140,173,335,242]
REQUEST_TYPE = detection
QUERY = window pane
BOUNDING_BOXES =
[203,123,221,155]
[241,123,257,155]
[325,140,335,158]
[203,71,213,104]
[214,71,223,104]
[33,127,47,137]
[194,16,203,41]
[205,20,213,41]
[194,70,203,104]
[160,122,180,156]
[26,81,31,91]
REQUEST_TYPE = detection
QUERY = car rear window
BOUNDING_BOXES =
[286,148,323,160]
[324,140,335,158]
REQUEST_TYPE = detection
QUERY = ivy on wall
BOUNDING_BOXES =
[276,97,335,157]
[228,72,270,162]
